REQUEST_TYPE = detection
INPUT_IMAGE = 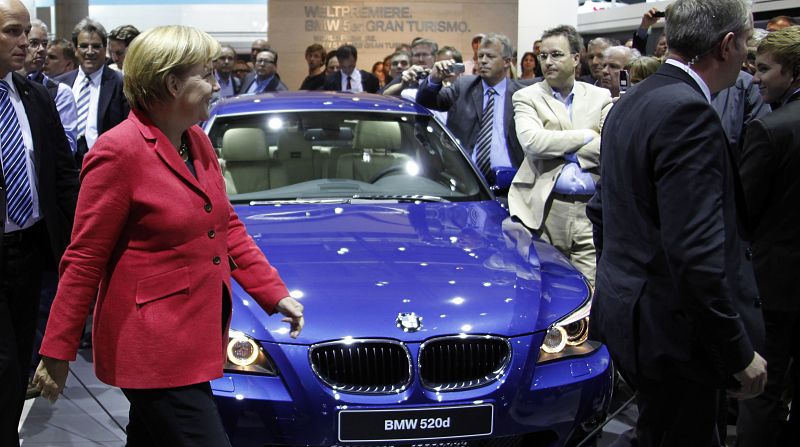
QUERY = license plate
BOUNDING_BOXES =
[338,404,493,442]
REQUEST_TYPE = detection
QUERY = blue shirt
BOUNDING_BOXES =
[216,72,236,98]
[472,79,512,170]
[552,87,596,195]
[247,75,274,94]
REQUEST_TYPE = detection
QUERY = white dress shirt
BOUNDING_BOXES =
[341,69,363,93]
[71,66,104,150]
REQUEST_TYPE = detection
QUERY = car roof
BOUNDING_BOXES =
[210,91,434,117]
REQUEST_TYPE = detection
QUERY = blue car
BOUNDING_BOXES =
[203,92,613,447]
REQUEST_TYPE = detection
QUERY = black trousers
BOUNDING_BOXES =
[0,223,44,446]
[122,382,231,447]
[736,310,800,446]
[611,370,724,447]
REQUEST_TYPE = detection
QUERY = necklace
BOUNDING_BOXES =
[178,142,189,159]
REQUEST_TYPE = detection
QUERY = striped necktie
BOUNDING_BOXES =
[0,80,33,226]
[76,76,92,137]
[474,87,496,180]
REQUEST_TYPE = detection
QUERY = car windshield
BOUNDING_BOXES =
[206,111,491,203]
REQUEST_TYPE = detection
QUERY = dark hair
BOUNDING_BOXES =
[256,49,278,64]
[305,43,325,58]
[48,38,78,66]
[325,50,338,64]
[541,25,583,54]
[411,38,438,55]
[336,44,358,62]
[72,17,108,47]
[437,46,463,63]
[108,24,140,46]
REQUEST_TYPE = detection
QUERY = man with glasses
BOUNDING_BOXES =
[241,50,288,94]
[56,18,128,163]
[381,38,437,96]
[21,20,77,155]
[214,45,240,98]
[416,33,530,186]
[508,25,612,286]
[249,38,270,73]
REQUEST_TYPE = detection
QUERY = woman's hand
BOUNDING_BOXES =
[275,297,304,338]
[32,356,70,403]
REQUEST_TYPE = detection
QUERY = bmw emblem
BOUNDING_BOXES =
[396,312,423,332]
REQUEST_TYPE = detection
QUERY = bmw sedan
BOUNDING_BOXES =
[203,91,613,447]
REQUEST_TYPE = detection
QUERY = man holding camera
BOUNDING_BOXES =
[507,25,612,285]
[416,33,528,180]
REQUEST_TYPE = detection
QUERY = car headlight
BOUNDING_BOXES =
[225,331,279,375]
[537,282,601,363]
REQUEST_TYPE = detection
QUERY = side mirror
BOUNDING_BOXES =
[492,167,517,191]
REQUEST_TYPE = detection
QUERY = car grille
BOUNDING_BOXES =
[309,339,411,394]
[418,335,511,391]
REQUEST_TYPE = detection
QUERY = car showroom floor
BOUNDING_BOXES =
[18,347,732,446]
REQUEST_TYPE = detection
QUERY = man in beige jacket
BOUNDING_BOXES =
[509,25,612,285]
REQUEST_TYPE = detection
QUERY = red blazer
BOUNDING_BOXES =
[40,110,289,389]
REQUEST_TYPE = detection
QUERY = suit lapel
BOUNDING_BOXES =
[131,111,209,199]
[538,82,572,130]
[13,74,42,175]
[96,68,115,132]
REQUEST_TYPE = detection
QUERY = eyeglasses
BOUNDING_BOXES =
[538,51,570,61]
[28,39,49,49]
[77,43,104,51]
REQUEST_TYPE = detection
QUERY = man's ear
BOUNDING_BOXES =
[719,32,737,61]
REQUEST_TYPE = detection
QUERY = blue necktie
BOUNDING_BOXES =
[474,88,496,180]
[0,80,33,226]
[76,76,91,136]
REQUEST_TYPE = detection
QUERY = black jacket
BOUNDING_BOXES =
[323,70,379,94]
[0,73,79,267]
[587,63,763,386]
[739,93,800,311]
[416,75,532,168]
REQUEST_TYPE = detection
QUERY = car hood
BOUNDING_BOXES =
[228,201,589,344]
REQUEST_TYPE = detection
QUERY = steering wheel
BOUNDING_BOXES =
[369,165,407,183]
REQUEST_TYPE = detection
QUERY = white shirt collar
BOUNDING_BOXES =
[2,72,18,96]
[665,58,712,103]
[76,65,104,86]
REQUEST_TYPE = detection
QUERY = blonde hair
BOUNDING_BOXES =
[123,25,220,111]
[625,56,662,84]
[757,26,800,76]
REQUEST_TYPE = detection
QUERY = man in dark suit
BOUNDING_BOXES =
[56,17,128,163]
[214,45,241,98]
[416,33,528,178]
[240,49,288,94]
[736,25,800,447]
[0,1,79,444]
[323,45,379,93]
[586,0,766,444]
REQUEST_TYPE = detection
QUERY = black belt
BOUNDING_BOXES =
[552,192,594,202]
[2,220,43,245]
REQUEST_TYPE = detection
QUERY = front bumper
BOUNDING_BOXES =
[213,334,613,447]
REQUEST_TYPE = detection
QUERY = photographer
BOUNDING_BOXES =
[416,33,530,183]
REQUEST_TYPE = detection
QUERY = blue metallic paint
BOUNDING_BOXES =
[208,92,612,446]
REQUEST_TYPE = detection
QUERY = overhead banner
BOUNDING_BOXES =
[269,0,518,89]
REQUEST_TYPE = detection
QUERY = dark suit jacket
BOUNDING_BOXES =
[739,94,800,311]
[56,67,129,158]
[586,63,763,386]
[0,73,79,267]
[711,70,771,159]
[323,70,379,94]
[416,75,531,168]
[240,73,289,94]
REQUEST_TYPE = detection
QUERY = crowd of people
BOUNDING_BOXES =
[1,0,799,444]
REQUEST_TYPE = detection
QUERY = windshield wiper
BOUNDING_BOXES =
[351,194,448,203]
[248,195,448,206]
